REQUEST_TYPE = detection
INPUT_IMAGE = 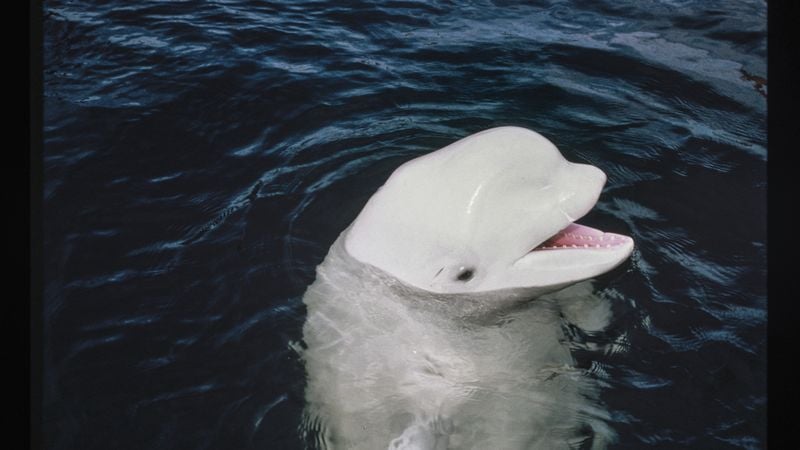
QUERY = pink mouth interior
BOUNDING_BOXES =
[532,223,631,251]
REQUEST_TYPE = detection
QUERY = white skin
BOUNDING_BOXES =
[300,127,633,449]
[345,127,633,295]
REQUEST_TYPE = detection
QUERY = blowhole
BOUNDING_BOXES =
[456,267,475,282]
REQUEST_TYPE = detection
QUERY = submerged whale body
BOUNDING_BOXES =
[299,127,634,449]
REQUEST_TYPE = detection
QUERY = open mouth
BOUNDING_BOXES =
[531,223,632,252]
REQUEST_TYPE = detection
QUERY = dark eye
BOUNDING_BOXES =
[456,268,474,282]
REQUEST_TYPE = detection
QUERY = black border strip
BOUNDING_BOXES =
[767,0,798,447]
[30,0,43,448]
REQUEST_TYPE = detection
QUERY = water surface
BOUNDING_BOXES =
[43,0,766,448]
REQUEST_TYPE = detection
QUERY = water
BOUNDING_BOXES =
[42,0,766,448]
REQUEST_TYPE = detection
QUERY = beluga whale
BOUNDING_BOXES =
[299,126,634,450]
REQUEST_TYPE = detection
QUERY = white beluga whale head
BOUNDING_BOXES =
[344,126,634,295]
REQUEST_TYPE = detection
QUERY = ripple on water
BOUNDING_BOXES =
[43,0,765,448]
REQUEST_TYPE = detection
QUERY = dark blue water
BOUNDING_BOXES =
[42,0,766,448]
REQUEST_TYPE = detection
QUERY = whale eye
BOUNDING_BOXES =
[456,267,475,282]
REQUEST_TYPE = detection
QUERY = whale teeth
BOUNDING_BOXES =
[535,238,626,251]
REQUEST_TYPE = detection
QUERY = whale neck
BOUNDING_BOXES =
[312,229,575,324]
